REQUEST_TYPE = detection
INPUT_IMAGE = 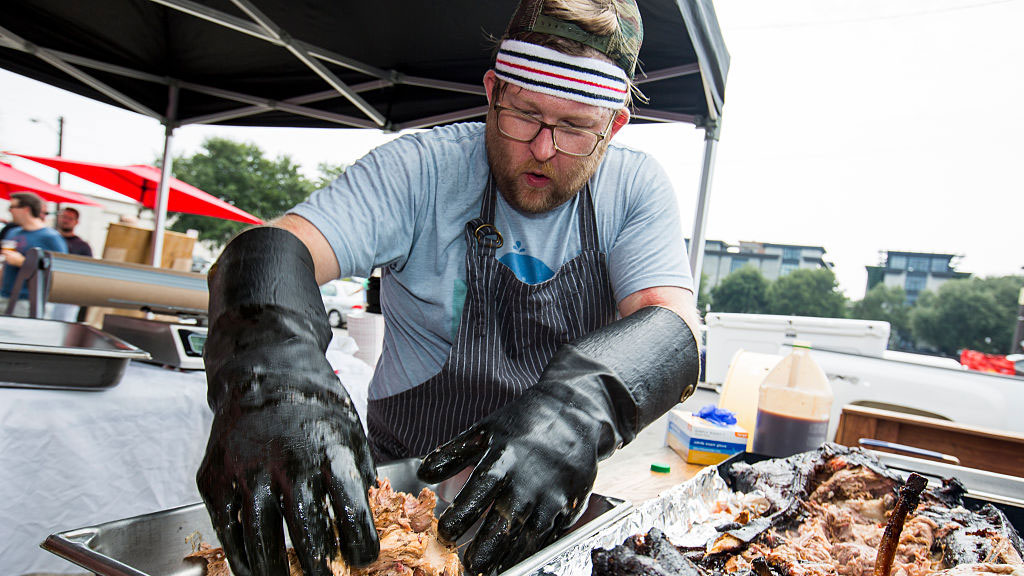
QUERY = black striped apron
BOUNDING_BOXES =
[366,175,618,462]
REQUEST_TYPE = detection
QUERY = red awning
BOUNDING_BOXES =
[0,161,103,206]
[6,153,263,225]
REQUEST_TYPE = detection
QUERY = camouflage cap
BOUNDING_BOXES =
[504,0,643,79]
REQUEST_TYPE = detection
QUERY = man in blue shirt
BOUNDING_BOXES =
[1,192,67,317]
[197,1,702,575]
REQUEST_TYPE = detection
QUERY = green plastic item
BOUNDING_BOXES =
[650,463,671,474]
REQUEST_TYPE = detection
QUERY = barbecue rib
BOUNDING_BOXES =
[187,478,463,576]
[592,445,1023,576]
[874,473,928,576]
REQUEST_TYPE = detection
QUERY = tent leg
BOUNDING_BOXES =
[688,122,721,303]
[150,84,179,268]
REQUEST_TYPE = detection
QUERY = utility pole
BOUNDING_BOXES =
[56,115,64,186]
[1013,285,1024,355]
[30,115,65,185]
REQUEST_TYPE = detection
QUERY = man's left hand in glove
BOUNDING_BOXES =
[419,298,701,574]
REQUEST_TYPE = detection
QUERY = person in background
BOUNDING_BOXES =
[46,206,94,321]
[1,192,67,317]
[55,207,93,257]
[197,1,702,575]
[0,218,15,242]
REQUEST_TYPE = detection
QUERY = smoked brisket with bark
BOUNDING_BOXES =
[592,445,1022,576]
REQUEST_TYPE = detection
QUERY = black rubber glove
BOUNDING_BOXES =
[197,227,379,576]
[418,306,700,574]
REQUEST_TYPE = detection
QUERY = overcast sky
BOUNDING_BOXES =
[1,0,1021,299]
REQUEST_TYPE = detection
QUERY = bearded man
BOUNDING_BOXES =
[197,1,702,574]
[55,207,93,257]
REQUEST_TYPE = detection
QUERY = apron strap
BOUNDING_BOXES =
[467,176,502,255]
[473,174,600,254]
[576,182,600,252]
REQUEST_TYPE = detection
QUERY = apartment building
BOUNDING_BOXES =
[865,251,970,304]
[689,239,832,291]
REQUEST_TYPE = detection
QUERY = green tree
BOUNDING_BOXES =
[710,266,769,313]
[766,268,846,318]
[911,276,1023,355]
[696,273,711,315]
[168,138,316,246]
[910,290,941,351]
[315,161,351,189]
[849,284,911,349]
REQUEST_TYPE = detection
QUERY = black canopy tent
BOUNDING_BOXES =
[0,0,728,291]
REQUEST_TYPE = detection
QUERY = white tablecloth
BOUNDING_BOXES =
[1,334,373,575]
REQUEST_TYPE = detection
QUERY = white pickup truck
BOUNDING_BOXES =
[703,313,1024,439]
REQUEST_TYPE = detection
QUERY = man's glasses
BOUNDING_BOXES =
[493,103,614,157]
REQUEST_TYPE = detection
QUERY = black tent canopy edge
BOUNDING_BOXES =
[0,0,726,131]
[0,0,728,294]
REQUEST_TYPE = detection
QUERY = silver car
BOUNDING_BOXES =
[320,278,366,327]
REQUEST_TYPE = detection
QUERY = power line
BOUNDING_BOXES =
[729,0,1021,31]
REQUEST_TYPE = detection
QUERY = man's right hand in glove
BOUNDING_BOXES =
[197,227,379,576]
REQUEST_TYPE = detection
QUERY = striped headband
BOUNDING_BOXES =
[494,39,629,110]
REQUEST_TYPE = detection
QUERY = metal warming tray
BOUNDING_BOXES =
[43,458,633,576]
[0,316,151,390]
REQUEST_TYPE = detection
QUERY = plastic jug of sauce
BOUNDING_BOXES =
[717,350,784,451]
[751,342,833,457]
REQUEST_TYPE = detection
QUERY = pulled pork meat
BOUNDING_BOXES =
[593,444,1024,576]
[187,478,463,576]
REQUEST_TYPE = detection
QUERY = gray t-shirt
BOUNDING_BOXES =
[290,122,692,400]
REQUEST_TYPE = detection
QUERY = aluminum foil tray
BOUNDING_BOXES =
[0,316,151,390]
[524,466,731,576]
[526,449,1024,576]
[43,458,632,576]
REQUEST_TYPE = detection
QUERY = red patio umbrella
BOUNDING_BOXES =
[6,153,264,225]
[0,161,103,206]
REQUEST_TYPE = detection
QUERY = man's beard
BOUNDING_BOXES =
[485,122,606,214]
[58,225,73,234]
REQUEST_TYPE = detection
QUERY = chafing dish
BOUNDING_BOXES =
[43,458,632,576]
[0,316,150,390]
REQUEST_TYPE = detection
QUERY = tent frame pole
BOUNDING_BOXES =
[150,83,179,268]
[689,121,720,303]
[0,24,161,119]
[227,0,386,127]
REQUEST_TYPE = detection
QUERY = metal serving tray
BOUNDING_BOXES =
[0,316,151,390]
[43,458,632,576]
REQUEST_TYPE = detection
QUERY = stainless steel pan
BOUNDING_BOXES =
[0,316,150,390]
[43,458,632,576]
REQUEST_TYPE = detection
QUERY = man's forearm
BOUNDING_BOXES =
[272,214,341,285]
